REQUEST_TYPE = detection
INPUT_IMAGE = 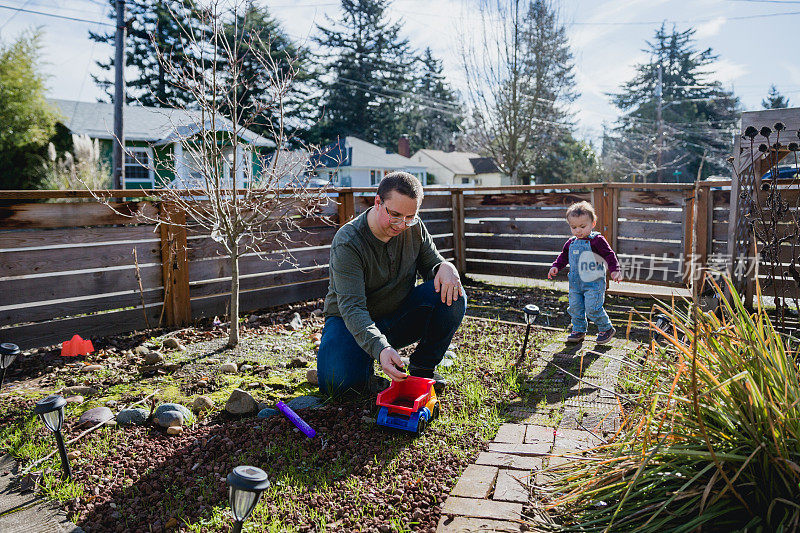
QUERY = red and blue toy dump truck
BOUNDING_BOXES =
[376,376,439,434]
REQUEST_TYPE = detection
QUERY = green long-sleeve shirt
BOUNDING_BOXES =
[323,207,446,361]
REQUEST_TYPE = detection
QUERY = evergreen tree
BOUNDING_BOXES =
[220,2,314,143]
[762,84,790,109]
[609,24,740,182]
[0,30,58,190]
[311,0,415,148]
[532,133,602,184]
[89,0,208,107]
[403,47,463,152]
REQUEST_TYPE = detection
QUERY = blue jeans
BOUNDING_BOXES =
[317,280,467,396]
[568,278,612,333]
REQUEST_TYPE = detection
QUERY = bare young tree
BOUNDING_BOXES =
[93,0,332,347]
[602,119,687,182]
[459,0,577,184]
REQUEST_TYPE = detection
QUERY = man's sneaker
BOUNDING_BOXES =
[596,327,616,345]
[410,367,448,393]
[566,331,586,343]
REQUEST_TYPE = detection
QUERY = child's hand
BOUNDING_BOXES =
[610,271,622,282]
[548,267,558,279]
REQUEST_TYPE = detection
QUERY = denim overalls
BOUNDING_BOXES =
[567,231,613,333]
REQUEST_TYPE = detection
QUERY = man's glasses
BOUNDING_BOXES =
[382,203,419,226]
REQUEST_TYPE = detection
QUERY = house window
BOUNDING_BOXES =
[125,147,152,187]
[370,169,383,186]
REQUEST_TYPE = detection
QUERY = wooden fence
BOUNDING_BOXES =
[0,183,729,349]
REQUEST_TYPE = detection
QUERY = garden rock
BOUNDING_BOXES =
[240,364,253,372]
[78,406,114,428]
[444,350,457,360]
[192,396,214,412]
[311,308,323,317]
[287,357,309,369]
[67,451,81,460]
[117,408,149,426]
[133,346,149,356]
[225,389,257,415]
[438,358,454,368]
[62,385,98,397]
[143,351,164,365]
[247,314,260,323]
[220,362,238,374]
[65,395,84,404]
[162,338,185,351]
[257,408,279,418]
[81,364,104,373]
[155,410,184,428]
[288,312,303,331]
[154,403,192,421]
[306,369,318,385]
[166,426,183,436]
[286,395,322,410]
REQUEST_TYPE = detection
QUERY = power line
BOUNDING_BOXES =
[0,3,113,26]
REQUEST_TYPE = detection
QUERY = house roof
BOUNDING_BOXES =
[347,136,424,169]
[412,149,482,175]
[49,99,274,147]
[469,157,501,174]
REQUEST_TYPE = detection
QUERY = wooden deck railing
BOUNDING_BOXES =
[0,182,732,349]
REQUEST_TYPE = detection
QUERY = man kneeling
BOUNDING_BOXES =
[317,172,466,395]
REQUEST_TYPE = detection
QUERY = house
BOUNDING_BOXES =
[310,136,427,187]
[410,149,508,186]
[50,99,274,190]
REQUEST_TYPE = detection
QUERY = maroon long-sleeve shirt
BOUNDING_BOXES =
[551,234,620,273]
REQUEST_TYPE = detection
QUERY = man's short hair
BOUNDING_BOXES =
[565,201,596,222]
[377,171,424,202]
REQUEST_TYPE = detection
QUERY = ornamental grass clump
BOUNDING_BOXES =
[545,278,800,531]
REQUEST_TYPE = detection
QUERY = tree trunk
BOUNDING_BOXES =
[228,250,240,347]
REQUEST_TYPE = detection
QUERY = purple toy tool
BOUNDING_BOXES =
[276,401,317,438]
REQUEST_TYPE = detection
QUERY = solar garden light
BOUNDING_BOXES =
[0,342,20,389]
[653,314,672,342]
[34,394,72,480]
[227,465,270,533]
[519,304,540,362]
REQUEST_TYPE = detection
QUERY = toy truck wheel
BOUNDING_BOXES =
[416,417,428,434]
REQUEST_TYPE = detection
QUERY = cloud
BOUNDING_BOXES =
[695,16,726,39]
[711,58,748,85]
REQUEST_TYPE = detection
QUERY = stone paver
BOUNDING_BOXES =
[494,423,526,443]
[525,424,555,444]
[441,496,523,521]
[437,516,521,532]
[451,465,498,499]
[488,441,551,456]
[493,469,530,503]
[475,452,542,471]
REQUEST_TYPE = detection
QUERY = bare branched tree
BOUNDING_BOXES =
[459,0,577,184]
[91,0,333,347]
[602,119,687,182]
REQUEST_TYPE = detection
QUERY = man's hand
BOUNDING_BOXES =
[434,262,464,306]
[379,347,408,381]
[610,270,623,282]
[548,267,558,279]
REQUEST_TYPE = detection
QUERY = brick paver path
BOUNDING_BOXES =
[437,333,640,532]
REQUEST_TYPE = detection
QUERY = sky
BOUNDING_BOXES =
[1,0,799,147]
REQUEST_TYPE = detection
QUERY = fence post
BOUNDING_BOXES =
[683,189,695,289]
[692,183,711,301]
[592,184,616,245]
[451,190,466,275]
[159,202,190,326]
[337,190,355,227]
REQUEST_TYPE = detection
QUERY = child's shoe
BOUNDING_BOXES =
[566,331,586,343]
[596,327,616,345]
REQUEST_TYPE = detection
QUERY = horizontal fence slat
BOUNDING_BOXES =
[465,219,570,237]
[463,191,591,209]
[189,247,330,282]
[464,207,568,220]
[466,260,551,278]
[0,202,159,229]
[616,239,683,258]
[617,220,683,242]
[711,189,731,206]
[467,250,559,262]
[188,226,338,262]
[433,235,453,250]
[0,225,158,250]
[0,241,161,278]
[617,207,683,223]
[191,279,329,318]
[0,305,163,350]
[191,266,329,298]
[424,220,453,236]
[1,265,162,307]
[466,234,567,251]
[1,289,163,327]
[619,190,686,208]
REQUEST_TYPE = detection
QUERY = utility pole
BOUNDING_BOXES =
[655,65,663,183]
[113,0,126,190]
